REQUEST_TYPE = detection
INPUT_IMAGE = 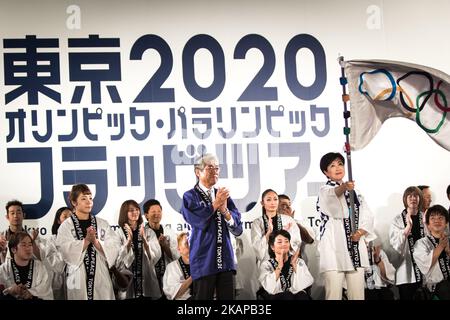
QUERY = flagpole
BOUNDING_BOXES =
[338,56,357,234]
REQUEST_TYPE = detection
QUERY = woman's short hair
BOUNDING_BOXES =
[267,229,291,259]
[402,186,423,209]
[68,184,91,209]
[320,152,345,173]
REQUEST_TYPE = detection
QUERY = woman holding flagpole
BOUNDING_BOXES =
[316,152,376,300]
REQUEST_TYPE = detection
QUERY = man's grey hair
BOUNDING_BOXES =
[194,153,219,171]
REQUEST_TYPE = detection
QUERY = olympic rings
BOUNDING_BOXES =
[357,69,448,134]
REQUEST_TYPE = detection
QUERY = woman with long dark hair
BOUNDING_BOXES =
[251,189,301,265]
[114,199,161,299]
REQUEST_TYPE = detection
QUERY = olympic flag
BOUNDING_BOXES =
[344,60,450,151]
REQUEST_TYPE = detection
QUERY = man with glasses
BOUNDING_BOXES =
[181,153,243,300]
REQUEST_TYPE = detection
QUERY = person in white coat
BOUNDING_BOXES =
[114,199,161,299]
[413,204,450,300]
[56,184,120,300]
[42,206,72,300]
[258,229,313,300]
[0,231,53,300]
[316,152,375,300]
[389,186,426,300]
[163,232,193,300]
[143,199,179,299]
[251,189,301,265]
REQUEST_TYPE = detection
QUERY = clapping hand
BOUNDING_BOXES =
[284,221,293,232]
[404,211,413,236]
[31,229,39,241]
[439,233,449,252]
[266,218,274,240]
[18,284,33,300]
[275,253,284,272]
[215,187,229,211]
[124,223,133,249]
[139,224,146,239]
[86,226,97,244]
[159,234,170,249]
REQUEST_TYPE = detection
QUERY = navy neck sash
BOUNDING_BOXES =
[195,183,224,271]
[122,225,144,297]
[401,210,424,283]
[11,259,34,289]
[327,180,362,269]
[269,256,294,291]
[71,214,97,300]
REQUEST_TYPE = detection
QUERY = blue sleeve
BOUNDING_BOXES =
[181,190,216,230]
[227,198,243,237]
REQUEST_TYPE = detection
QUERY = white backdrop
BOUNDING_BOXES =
[1,0,450,299]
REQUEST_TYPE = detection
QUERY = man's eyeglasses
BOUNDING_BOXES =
[205,165,220,172]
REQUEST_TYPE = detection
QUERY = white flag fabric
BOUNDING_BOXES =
[344,60,450,151]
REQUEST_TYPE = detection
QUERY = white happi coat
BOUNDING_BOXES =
[259,257,314,295]
[317,184,375,273]
[251,214,302,264]
[56,217,120,300]
[413,236,450,289]
[163,258,192,300]
[389,212,424,285]
[42,234,66,299]
[0,258,53,300]
[115,226,161,299]
[146,225,179,298]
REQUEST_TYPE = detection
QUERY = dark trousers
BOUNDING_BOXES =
[397,282,421,300]
[193,271,235,300]
[434,280,450,300]
[365,287,395,300]
[261,290,311,300]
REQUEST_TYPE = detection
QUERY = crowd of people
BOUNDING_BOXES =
[0,152,449,300]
